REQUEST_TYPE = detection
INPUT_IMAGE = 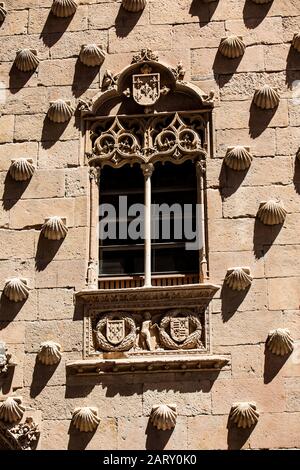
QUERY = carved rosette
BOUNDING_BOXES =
[229,402,259,429]
[15,49,39,72]
[219,36,245,59]
[9,158,35,181]
[3,278,29,303]
[267,329,294,356]
[47,100,74,123]
[94,313,137,352]
[71,407,100,432]
[51,0,77,17]
[79,44,106,67]
[0,3,7,22]
[224,146,252,171]
[253,85,280,110]
[0,398,25,424]
[41,216,68,240]
[37,341,62,365]
[257,200,287,225]
[292,33,300,52]
[122,0,146,12]
[224,268,252,291]
[158,309,203,350]
[150,404,177,431]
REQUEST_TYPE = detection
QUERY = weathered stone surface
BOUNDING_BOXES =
[0,142,38,171]
[187,415,229,450]
[265,245,300,278]
[0,9,28,37]
[268,278,300,311]
[25,320,82,353]
[38,288,74,321]
[109,25,172,54]
[210,251,264,284]
[225,17,284,46]
[38,140,80,169]
[249,412,300,449]
[34,259,87,289]
[0,115,14,143]
[173,21,226,50]
[28,5,88,34]
[216,128,276,158]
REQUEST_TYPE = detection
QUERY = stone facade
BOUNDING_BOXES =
[0,0,300,451]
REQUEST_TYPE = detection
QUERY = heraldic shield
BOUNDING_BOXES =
[132,73,160,106]
[170,317,189,343]
[106,319,125,345]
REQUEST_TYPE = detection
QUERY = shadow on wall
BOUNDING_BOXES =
[68,423,96,450]
[0,295,28,323]
[35,233,64,272]
[252,218,283,260]
[115,5,144,38]
[0,366,14,395]
[293,155,300,195]
[189,0,218,26]
[145,421,174,450]
[243,0,273,28]
[40,11,74,47]
[221,284,250,322]
[1,172,31,210]
[219,164,250,198]
[248,101,278,139]
[263,347,291,384]
[213,50,243,88]
[72,59,100,98]
[9,64,37,94]
[30,358,60,398]
[227,418,257,450]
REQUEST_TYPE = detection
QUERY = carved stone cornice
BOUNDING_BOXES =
[67,354,230,376]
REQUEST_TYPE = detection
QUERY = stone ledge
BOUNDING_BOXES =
[66,354,231,376]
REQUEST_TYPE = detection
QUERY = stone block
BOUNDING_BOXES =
[265,245,300,278]
[207,189,222,219]
[0,142,38,171]
[211,377,286,414]
[208,218,255,252]
[49,30,108,60]
[28,5,88,34]
[38,288,75,321]
[173,22,226,51]
[267,277,300,311]
[187,415,229,450]
[90,1,148,29]
[249,412,300,449]
[225,17,284,46]
[117,416,187,450]
[0,9,28,37]
[14,114,79,142]
[230,344,265,378]
[209,251,264,284]
[0,115,14,143]
[142,380,212,416]
[34,259,87,290]
[2,87,49,115]
[35,226,89,262]
[109,25,172,54]
[0,321,25,344]
[65,168,89,197]
[215,128,276,158]
[38,59,78,87]
[38,140,80,169]
[276,126,300,156]
[25,319,82,353]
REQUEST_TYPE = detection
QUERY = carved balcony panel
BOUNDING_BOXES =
[67,285,230,375]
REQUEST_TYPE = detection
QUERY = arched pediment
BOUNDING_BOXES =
[80,49,215,117]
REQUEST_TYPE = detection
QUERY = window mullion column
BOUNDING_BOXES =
[141,163,154,288]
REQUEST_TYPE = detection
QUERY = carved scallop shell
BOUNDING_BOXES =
[253,85,280,110]
[72,407,100,432]
[292,33,300,52]
[41,216,68,240]
[224,146,252,171]
[150,404,177,431]
[51,0,77,17]
[37,341,62,365]
[122,0,146,12]
[257,200,287,225]
[15,49,39,72]
[0,397,25,423]
[47,100,74,123]
[9,158,35,181]
[3,278,29,303]
[267,328,294,356]
[229,402,259,429]
[225,267,252,291]
[0,2,7,22]
[79,44,106,67]
[219,36,245,59]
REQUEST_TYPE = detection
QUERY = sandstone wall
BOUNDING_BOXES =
[0,0,299,450]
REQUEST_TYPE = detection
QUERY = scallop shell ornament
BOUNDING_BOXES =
[229,402,259,429]
[15,49,39,72]
[122,0,147,12]
[150,404,177,431]
[253,85,280,110]
[71,407,100,432]
[224,146,252,171]
[292,33,300,53]
[3,278,29,303]
[37,341,62,365]
[9,158,35,182]
[257,200,287,225]
[267,329,294,356]
[219,36,246,59]
[51,0,77,17]
[0,2,7,22]
[47,100,74,123]
[225,268,252,291]
[41,216,68,241]
[79,44,106,67]
[0,397,25,423]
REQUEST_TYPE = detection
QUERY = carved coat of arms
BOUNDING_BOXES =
[132,73,160,106]
[170,317,189,343]
[106,319,125,345]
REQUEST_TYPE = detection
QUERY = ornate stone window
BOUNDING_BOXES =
[67,50,230,375]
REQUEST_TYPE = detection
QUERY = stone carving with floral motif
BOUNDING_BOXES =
[158,309,203,350]
[94,313,137,352]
